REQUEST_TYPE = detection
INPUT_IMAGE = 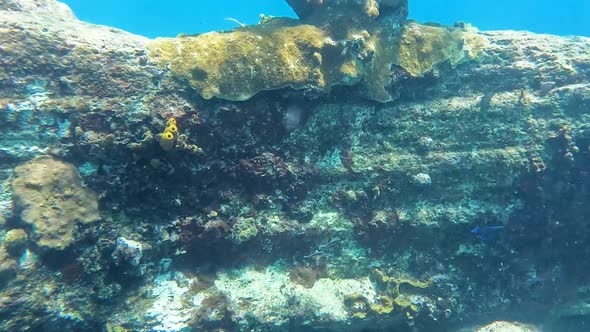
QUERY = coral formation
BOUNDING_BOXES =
[342,269,432,321]
[11,156,100,250]
[3,229,27,256]
[394,22,488,77]
[112,237,143,267]
[147,16,485,102]
[147,21,330,101]
[230,217,258,244]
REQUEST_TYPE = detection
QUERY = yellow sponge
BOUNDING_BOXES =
[165,124,178,138]
[158,131,175,151]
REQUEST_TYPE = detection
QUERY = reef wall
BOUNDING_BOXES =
[0,0,589,331]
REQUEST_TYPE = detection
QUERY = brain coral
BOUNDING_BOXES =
[11,156,100,250]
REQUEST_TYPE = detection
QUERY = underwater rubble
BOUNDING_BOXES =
[0,0,590,331]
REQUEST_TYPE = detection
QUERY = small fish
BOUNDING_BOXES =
[471,225,505,241]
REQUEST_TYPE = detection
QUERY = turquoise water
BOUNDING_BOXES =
[62,0,590,38]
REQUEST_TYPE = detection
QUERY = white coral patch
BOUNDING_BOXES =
[215,265,376,326]
[147,273,191,332]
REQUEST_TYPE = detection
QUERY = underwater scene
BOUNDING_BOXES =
[1,0,590,331]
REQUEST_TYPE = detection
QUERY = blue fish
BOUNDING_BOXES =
[471,226,505,241]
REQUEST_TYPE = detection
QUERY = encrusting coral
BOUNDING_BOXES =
[147,20,331,101]
[395,22,488,77]
[11,156,100,251]
[147,14,486,102]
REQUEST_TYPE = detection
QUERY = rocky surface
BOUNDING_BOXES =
[0,0,589,331]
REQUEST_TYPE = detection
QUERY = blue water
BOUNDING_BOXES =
[62,0,589,38]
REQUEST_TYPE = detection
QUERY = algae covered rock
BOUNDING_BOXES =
[3,229,27,256]
[11,156,100,250]
[230,217,258,244]
[112,237,145,277]
[0,0,151,102]
[147,15,486,103]
[0,247,18,286]
[147,19,331,101]
[394,22,488,77]
[0,0,74,17]
[473,321,540,332]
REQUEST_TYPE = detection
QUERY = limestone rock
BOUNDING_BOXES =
[0,0,159,162]
[0,0,151,100]
[11,156,100,250]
